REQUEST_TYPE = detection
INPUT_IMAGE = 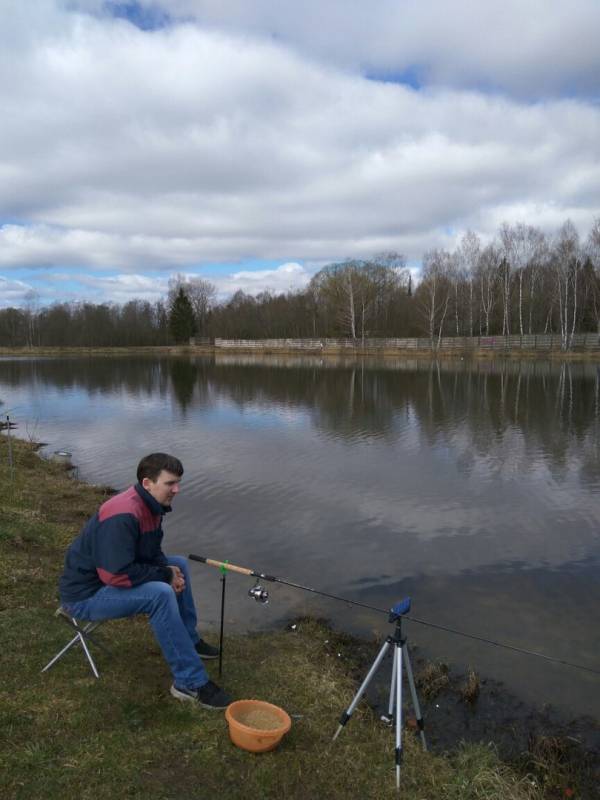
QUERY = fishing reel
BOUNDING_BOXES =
[248,579,269,604]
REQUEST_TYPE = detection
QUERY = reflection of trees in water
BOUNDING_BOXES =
[208,360,403,441]
[169,359,197,412]
[408,360,600,479]
[167,357,217,412]
[210,358,600,479]
[2,356,599,477]
[0,357,170,399]
[0,356,218,414]
[310,366,405,441]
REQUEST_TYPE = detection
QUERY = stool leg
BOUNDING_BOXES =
[83,623,112,657]
[41,633,82,673]
[78,631,100,679]
[42,618,103,678]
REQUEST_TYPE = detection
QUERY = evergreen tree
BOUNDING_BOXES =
[168,287,196,343]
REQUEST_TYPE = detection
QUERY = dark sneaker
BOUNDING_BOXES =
[195,638,219,659]
[170,680,232,710]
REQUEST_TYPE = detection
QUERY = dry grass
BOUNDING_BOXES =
[416,660,451,700]
[519,735,599,799]
[460,668,482,704]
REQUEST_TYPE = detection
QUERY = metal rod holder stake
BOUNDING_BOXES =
[218,571,226,679]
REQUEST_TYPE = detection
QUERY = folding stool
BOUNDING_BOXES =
[41,607,109,679]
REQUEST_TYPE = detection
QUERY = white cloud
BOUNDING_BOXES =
[212,262,311,298]
[20,263,311,305]
[46,272,169,304]
[0,223,248,271]
[0,1,598,304]
[88,0,600,98]
[0,276,36,307]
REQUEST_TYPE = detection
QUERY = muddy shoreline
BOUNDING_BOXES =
[293,619,600,796]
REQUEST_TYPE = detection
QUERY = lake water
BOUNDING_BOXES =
[1,353,599,719]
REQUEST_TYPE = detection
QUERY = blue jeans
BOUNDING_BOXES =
[64,555,209,690]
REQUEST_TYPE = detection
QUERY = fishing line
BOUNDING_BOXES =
[189,554,600,677]
[402,614,600,675]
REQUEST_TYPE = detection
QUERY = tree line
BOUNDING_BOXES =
[1,218,599,349]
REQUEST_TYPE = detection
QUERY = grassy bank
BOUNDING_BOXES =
[0,437,589,799]
[0,346,211,357]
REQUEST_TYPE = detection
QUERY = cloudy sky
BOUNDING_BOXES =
[1,1,599,307]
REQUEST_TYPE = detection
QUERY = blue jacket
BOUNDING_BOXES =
[59,483,173,603]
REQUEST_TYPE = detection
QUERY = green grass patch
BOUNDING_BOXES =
[0,436,584,799]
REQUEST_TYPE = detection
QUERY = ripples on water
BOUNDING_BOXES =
[0,354,599,717]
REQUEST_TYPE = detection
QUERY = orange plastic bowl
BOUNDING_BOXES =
[225,699,292,753]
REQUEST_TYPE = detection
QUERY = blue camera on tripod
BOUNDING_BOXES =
[389,597,411,621]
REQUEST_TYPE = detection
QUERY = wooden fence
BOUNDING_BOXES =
[211,334,600,352]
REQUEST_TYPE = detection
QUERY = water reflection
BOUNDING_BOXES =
[169,358,199,412]
[3,355,599,459]
[1,353,599,717]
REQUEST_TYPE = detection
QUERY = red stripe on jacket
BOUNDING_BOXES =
[97,567,133,588]
[98,485,159,533]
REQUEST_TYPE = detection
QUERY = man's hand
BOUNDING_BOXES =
[167,565,186,594]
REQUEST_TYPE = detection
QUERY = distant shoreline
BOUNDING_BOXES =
[1,344,600,361]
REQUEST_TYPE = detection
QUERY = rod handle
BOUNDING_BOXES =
[188,554,254,576]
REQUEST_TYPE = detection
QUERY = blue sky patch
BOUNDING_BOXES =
[366,65,424,91]
[106,1,171,31]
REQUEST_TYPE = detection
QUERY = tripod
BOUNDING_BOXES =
[332,598,427,791]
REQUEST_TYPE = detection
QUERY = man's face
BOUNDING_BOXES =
[142,470,182,507]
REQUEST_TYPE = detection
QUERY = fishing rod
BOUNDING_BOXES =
[189,554,600,677]
[190,554,388,612]
[188,553,600,675]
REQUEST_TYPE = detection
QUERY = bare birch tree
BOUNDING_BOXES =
[553,221,583,350]
[448,251,464,336]
[525,228,548,334]
[23,290,40,348]
[418,249,452,349]
[500,222,540,336]
[456,231,481,337]
[498,223,514,335]
[476,243,501,335]
[584,217,600,333]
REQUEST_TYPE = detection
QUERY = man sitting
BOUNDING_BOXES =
[58,452,231,709]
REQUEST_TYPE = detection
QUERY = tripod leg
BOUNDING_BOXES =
[385,646,397,721]
[395,643,403,791]
[333,639,391,741]
[404,645,427,751]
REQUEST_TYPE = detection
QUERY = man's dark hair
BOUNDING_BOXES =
[137,453,184,483]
